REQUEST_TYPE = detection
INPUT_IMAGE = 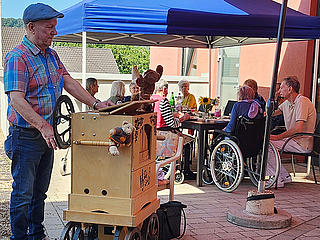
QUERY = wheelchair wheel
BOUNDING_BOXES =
[201,166,213,185]
[210,140,244,192]
[174,170,184,184]
[247,142,280,189]
[161,164,171,180]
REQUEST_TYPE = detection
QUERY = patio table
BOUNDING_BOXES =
[181,118,229,187]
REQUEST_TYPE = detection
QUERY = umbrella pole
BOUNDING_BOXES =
[227,0,292,229]
[258,0,288,192]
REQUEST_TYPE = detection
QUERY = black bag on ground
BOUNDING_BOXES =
[157,201,187,240]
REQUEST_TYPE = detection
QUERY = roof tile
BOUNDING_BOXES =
[2,27,119,74]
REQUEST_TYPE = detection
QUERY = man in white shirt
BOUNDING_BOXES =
[269,76,316,187]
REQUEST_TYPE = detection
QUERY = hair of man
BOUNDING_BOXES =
[86,77,97,92]
[283,76,300,93]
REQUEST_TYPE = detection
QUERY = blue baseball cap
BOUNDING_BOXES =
[23,3,64,24]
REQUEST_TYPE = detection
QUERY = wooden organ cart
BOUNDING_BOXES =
[53,96,183,240]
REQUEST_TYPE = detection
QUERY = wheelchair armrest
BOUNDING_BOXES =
[209,131,239,147]
[214,129,232,137]
[279,132,320,154]
[271,126,286,134]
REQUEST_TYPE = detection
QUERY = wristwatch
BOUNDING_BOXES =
[92,101,100,110]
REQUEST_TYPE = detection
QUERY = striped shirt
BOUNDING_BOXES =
[159,98,179,128]
[4,36,69,127]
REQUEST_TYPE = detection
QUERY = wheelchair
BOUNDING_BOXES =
[208,116,280,192]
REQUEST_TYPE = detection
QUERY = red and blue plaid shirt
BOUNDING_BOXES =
[4,36,69,127]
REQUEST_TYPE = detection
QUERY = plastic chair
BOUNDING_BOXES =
[156,134,184,201]
[278,113,320,184]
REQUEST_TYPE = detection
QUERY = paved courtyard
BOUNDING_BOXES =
[0,141,320,239]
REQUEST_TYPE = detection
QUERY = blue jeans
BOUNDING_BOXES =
[5,126,54,240]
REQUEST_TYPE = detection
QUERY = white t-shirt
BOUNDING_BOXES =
[279,94,316,151]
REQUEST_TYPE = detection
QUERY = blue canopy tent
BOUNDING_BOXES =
[55,0,320,188]
[54,0,320,112]
[55,0,320,100]
[55,0,320,48]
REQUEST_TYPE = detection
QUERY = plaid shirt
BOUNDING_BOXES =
[4,36,69,127]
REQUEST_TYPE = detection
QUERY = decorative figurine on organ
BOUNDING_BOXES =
[132,65,163,100]
[108,121,135,156]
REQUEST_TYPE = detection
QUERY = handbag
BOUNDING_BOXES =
[156,201,187,240]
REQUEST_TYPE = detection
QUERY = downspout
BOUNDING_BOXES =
[184,48,194,76]
[311,40,319,105]
[181,47,185,76]
[207,36,214,98]
[208,45,212,98]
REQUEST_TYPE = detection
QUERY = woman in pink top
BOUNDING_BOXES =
[151,79,195,179]
[151,79,189,130]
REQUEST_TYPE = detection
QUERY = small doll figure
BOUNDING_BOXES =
[109,121,134,156]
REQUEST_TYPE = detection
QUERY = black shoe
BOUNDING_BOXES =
[184,171,196,180]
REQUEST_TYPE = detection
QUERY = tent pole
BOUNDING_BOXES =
[0,0,2,70]
[258,0,288,193]
[208,45,212,98]
[82,31,87,112]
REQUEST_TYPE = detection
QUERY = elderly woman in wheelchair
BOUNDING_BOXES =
[207,86,280,192]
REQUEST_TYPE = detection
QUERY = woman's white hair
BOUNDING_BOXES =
[154,79,168,93]
[178,79,190,90]
[110,81,125,97]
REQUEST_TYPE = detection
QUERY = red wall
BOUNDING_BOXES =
[150,47,181,76]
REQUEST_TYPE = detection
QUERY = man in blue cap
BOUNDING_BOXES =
[3,3,113,240]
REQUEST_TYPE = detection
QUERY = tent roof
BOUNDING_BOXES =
[55,0,320,48]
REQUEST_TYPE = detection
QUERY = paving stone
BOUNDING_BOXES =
[1,134,320,240]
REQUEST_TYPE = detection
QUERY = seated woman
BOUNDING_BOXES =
[224,85,263,133]
[151,79,190,130]
[178,79,197,111]
[107,81,125,104]
[151,80,195,179]
[123,82,140,102]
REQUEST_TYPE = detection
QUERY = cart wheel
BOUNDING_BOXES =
[60,222,84,240]
[174,170,184,184]
[124,227,142,240]
[87,224,98,240]
[53,95,75,149]
[141,213,159,240]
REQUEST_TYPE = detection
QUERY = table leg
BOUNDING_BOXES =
[197,129,205,187]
